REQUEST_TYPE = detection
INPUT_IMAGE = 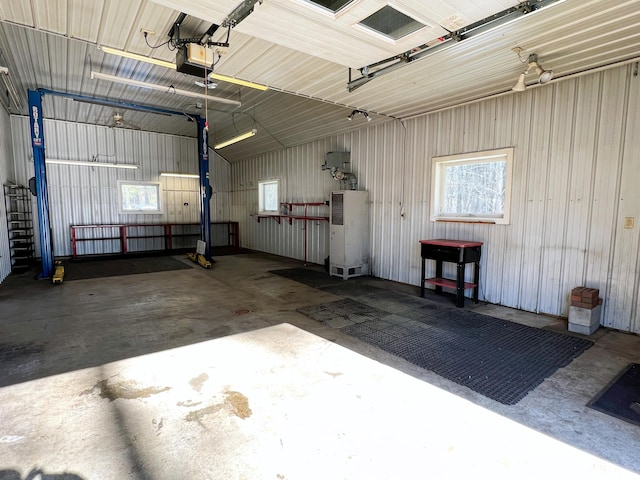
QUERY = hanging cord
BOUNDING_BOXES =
[143,32,173,50]
[204,66,209,131]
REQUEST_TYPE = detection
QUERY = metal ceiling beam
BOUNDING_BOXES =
[347,0,566,92]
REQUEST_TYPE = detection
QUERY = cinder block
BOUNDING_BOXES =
[569,304,601,328]
[568,321,599,335]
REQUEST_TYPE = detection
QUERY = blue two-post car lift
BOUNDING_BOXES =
[27,88,212,279]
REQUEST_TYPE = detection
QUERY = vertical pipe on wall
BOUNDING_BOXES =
[27,89,54,278]
[197,115,211,260]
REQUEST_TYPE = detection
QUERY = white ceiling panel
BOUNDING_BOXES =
[68,0,103,42]
[32,0,67,34]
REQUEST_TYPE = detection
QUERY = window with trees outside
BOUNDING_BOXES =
[430,148,514,225]
[259,179,279,213]
[118,181,162,214]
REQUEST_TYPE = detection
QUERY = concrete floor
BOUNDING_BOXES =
[1,252,639,478]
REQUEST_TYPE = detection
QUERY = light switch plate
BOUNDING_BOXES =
[624,217,634,229]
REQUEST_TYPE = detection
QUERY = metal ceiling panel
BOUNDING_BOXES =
[32,0,67,34]
[0,0,638,162]
[68,0,103,42]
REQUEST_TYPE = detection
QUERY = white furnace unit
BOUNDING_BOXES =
[329,190,369,279]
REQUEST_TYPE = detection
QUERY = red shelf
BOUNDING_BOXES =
[250,214,329,224]
[424,277,477,289]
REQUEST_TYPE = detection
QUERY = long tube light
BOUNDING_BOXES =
[208,73,268,91]
[91,71,241,106]
[214,128,257,149]
[98,46,176,69]
[0,66,24,110]
[46,158,138,169]
[98,46,268,91]
[160,172,200,178]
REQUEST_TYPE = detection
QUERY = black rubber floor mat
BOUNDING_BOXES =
[588,363,640,426]
[299,297,593,405]
[320,283,389,298]
[270,268,344,288]
[65,256,192,281]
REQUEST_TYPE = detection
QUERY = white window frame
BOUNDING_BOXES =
[118,180,163,215]
[258,179,279,213]
[430,147,514,225]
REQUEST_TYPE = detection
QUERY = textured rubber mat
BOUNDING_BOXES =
[588,363,640,426]
[65,256,192,281]
[300,297,593,405]
[270,268,344,288]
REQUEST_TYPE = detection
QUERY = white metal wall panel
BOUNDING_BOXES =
[585,69,628,325]
[232,65,640,333]
[231,138,342,264]
[0,105,14,282]
[610,67,640,334]
[10,116,217,257]
[210,152,232,222]
[595,68,639,332]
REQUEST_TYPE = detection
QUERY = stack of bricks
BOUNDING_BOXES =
[571,287,600,309]
[568,287,602,335]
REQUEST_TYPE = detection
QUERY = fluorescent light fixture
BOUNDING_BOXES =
[160,172,200,178]
[0,65,23,110]
[98,45,269,91]
[91,71,241,106]
[46,158,138,169]
[214,129,257,149]
[209,73,268,91]
[98,46,176,69]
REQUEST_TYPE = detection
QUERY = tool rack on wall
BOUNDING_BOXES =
[250,202,329,265]
[3,183,35,273]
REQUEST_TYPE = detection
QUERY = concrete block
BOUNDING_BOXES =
[568,321,599,335]
[569,304,601,327]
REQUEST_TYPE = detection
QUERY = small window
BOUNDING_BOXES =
[358,6,425,40]
[302,0,355,13]
[430,148,514,225]
[118,181,162,214]
[259,179,279,213]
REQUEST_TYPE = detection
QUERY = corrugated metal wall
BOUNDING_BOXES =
[0,105,15,282]
[232,64,640,334]
[10,117,233,257]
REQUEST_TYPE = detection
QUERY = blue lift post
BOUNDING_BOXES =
[27,90,54,278]
[27,89,213,273]
[197,115,212,261]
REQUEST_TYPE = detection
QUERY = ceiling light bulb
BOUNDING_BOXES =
[512,73,527,92]
[538,69,553,84]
